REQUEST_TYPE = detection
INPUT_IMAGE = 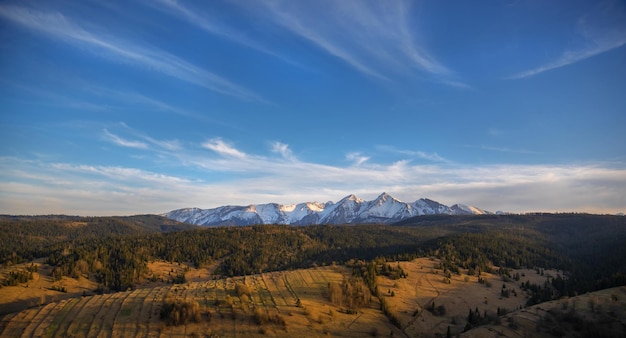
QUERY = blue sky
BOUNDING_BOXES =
[1,0,625,215]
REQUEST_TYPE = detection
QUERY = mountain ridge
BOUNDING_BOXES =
[164,192,490,226]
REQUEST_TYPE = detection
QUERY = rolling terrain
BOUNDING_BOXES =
[0,213,625,336]
[1,258,624,337]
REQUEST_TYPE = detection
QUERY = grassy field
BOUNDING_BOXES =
[1,258,624,337]
[461,286,626,338]
[0,260,98,316]
[0,264,402,337]
[376,258,564,337]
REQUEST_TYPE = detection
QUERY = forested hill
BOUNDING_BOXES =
[395,213,626,293]
[1,213,624,297]
[0,215,197,262]
[0,214,197,235]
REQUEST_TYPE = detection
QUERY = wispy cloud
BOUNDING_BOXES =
[377,145,450,163]
[3,113,626,214]
[148,0,303,69]
[202,138,248,159]
[102,124,182,152]
[346,152,370,166]
[509,38,626,79]
[464,144,543,155]
[2,138,625,215]
[103,129,149,149]
[0,4,264,102]
[256,0,461,85]
[509,1,626,79]
[271,142,296,161]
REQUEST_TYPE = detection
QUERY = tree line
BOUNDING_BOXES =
[0,214,624,296]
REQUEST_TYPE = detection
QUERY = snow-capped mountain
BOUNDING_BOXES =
[164,193,489,226]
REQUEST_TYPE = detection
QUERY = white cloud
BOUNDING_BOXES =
[149,0,303,69]
[202,138,248,159]
[271,142,295,161]
[103,127,182,152]
[377,145,449,163]
[255,0,462,86]
[0,4,264,102]
[508,38,626,79]
[103,129,148,149]
[346,152,369,166]
[464,144,542,155]
[508,1,626,79]
[1,143,625,215]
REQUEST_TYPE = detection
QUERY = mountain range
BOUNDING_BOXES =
[163,193,489,226]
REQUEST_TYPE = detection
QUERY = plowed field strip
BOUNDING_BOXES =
[0,306,33,337]
[66,294,108,338]
[273,273,297,306]
[94,291,133,338]
[20,302,53,337]
[0,312,18,336]
[44,297,81,337]
[111,289,149,338]
[127,289,151,338]
[282,273,298,303]
[54,296,91,337]
[262,273,289,308]
[10,304,46,337]
[85,293,116,338]
[145,286,168,337]
[255,275,276,311]
[135,286,164,338]
[31,299,75,337]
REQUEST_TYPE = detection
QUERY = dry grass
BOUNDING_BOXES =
[2,258,620,338]
[376,257,563,337]
[0,260,98,315]
[0,265,405,337]
[461,286,626,337]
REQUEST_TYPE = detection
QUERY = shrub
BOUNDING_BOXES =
[253,308,286,327]
[160,299,202,326]
[235,283,253,298]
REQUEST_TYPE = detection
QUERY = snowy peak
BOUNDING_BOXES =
[373,192,399,205]
[340,194,363,203]
[450,204,489,215]
[164,193,490,226]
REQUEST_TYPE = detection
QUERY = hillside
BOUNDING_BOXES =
[462,286,626,337]
[0,213,625,336]
[0,265,402,337]
[1,214,625,294]
[0,215,197,265]
[1,258,624,337]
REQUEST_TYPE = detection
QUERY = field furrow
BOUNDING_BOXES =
[0,306,33,337]
[262,273,289,308]
[19,302,55,337]
[64,294,108,338]
[274,272,298,306]
[31,300,69,337]
[144,286,168,338]
[53,296,91,337]
[0,312,18,336]
[134,286,164,338]
[93,291,133,338]
[281,273,298,302]
[84,293,117,338]
[111,288,149,338]
[42,297,80,337]
[12,304,48,338]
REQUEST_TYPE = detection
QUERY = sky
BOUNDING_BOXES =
[1,0,625,216]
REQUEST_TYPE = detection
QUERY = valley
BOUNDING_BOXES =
[0,213,625,337]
